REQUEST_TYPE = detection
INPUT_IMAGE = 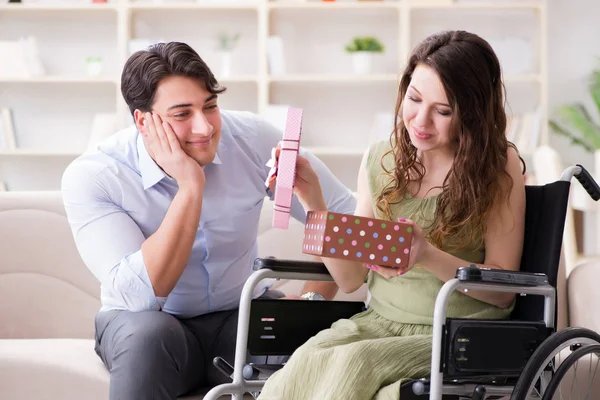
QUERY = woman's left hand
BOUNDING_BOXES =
[364,218,430,279]
[266,143,326,212]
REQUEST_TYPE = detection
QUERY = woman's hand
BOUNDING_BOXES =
[267,144,327,212]
[364,218,432,279]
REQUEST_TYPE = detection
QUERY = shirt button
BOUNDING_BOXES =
[211,286,216,293]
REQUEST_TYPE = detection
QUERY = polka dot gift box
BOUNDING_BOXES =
[302,211,413,269]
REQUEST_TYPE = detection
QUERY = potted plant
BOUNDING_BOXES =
[216,32,240,77]
[344,36,385,74]
[549,65,600,153]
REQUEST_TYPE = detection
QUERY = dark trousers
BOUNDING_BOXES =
[94,291,284,400]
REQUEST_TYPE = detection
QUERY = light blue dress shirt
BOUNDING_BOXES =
[61,110,356,318]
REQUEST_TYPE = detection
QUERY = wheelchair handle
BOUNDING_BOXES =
[574,164,600,201]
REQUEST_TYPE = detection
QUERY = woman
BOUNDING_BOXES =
[260,30,526,400]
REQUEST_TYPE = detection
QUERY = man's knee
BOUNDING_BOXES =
[98,311,204,399]
[109,311,190,365]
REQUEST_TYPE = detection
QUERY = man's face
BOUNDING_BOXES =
[137,75,222,167]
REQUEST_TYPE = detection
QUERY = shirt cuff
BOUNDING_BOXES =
[112,250,166,312]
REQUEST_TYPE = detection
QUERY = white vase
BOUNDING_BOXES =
[352,52,372,74]
[220,51,232,77]
[86,61,102,77]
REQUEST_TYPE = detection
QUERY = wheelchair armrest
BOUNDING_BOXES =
[253,257,331,275]
[430,269,556,399]
[456,264,549,287]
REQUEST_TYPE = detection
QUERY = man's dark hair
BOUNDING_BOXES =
[121,41,226,116]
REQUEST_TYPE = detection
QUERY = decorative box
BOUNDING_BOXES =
[302,211,413,269]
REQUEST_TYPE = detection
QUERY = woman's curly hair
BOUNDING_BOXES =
[376,30,524,250]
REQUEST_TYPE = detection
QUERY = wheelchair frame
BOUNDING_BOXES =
[204,165,600,400]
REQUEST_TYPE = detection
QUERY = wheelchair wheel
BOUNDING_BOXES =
[540,343,600,400]
[510,327,600,399]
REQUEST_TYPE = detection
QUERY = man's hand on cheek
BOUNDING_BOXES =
[141,112,206,192]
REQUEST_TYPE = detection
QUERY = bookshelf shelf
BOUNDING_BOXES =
[268,74,400,83]
[128,3,259,11]
[0,150,81,157]
[268,2,400,10]
[408,2,543,10]
[218,75,260,83]
[0,0,548,191]
[0,4,118,11]
[0,77,117,84]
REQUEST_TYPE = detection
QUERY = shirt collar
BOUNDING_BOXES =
[136,131,223,190]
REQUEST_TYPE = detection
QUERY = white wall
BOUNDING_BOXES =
[547,0,600,254]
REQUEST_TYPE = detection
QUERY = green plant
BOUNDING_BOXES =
[217,32,240,52]
[549,64,600,152]
[344,36,385,53]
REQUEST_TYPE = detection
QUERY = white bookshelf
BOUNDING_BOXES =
[0,0,548,191]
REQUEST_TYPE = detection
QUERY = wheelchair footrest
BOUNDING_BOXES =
[213,357,234,380]
[443,318,552,379]
[411,378,515,399]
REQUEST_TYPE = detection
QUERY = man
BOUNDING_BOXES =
[61,41,356,399]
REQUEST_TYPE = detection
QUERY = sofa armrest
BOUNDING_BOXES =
[568,260,600,332]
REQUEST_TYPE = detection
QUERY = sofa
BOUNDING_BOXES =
[1,191,598,399]
[0,191,366,400]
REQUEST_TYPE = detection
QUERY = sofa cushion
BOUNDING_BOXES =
[568,260,600,332]
[0,205,100,339]
[0,339,109,400]
[0,339,220,399]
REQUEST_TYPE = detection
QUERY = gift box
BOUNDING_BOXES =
[302,211,413,269]
[267,107,303,230]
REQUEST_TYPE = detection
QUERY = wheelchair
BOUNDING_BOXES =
[205,164,600,400]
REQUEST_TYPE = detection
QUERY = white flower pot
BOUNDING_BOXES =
[86,60,102,77]
[352,52,372,74]
[220,51,232,77]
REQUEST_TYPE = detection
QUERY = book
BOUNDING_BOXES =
[0,37,45,79]
[267,36,286,75]
[87,113,117,150]
[0,108,17,151]
[507,108,542,155]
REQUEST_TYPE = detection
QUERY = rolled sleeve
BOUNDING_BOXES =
[61,160,162,312]
[110,250,167,312]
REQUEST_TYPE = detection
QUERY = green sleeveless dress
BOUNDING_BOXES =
[258,140,512,400]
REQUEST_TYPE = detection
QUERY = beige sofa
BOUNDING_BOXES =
[0,191,366,400]
[1,191,598,399]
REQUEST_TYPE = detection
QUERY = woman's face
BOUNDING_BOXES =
[402,64,455,155]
